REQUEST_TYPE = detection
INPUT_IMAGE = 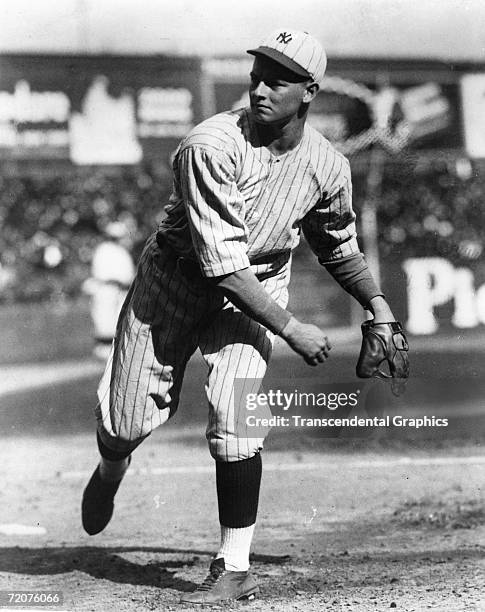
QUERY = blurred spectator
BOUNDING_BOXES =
[83,220,135,360]
[0,164,171,303]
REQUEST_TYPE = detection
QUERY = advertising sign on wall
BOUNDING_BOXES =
[0,54,202,164]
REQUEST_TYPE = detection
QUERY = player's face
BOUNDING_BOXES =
[249,56,313,125]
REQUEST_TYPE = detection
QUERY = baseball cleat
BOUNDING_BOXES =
[179,558,258,604]
[81,461,128,535]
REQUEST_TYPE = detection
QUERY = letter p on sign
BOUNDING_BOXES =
[403,258,455,334]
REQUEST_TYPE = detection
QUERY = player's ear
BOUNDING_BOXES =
[302,82,319,104]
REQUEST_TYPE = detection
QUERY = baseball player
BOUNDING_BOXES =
[82,28,409,604]
[82,221,135,360]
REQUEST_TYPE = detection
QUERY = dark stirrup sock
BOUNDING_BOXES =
[216,452,262,528]
[96,431,133,461]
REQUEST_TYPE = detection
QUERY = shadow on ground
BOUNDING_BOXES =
[0,546,292,592]
[0,542,483,594]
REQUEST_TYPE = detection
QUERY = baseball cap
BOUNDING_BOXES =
[247,28,327,84]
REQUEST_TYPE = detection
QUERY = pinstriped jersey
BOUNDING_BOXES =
[157,107,359,278]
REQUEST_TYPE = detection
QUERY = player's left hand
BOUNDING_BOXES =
[356,320,409,395]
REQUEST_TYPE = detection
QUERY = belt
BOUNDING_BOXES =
[156,231,289,280]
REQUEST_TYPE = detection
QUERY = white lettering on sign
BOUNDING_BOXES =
[17,130,70,147]
[0,125,69,148]
[400,83,450,125]
[461,73,485,159]
[69,76,142,165]
[138,88,193,123]
[0,80,70,123]
[403,257,485,334]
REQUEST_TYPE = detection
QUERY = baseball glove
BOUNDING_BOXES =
[356,320,409,395]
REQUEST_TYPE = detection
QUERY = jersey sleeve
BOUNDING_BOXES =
[178,145,250,277]
[300,158,360,263]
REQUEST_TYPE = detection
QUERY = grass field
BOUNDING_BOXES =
[1,301,485,611]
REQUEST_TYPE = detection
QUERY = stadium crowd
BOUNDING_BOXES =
[0,157,483,303]
[0,164,171,302]
[375,156,485,262]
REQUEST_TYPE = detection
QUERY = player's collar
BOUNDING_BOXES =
[248,111,309,161]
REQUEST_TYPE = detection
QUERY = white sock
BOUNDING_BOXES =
[99,456,130,482]
[215,524,255,572]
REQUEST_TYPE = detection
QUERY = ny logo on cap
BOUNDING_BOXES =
[276,31,292,44]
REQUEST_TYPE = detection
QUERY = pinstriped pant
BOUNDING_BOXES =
[95,233,290,462]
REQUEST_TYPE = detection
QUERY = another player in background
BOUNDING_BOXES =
[81,28,408,604]
[83,221,135,360]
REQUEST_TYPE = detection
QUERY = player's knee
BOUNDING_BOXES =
[96,427,147,458]
[96,431,134,460]
[208,437,263,462]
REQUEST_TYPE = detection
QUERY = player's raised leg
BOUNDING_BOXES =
[82,235,211,535]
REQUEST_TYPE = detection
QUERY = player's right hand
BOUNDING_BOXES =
[280,317,332,366]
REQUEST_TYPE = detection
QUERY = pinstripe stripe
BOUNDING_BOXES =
[288,37,306,61]
[126,272,161,440]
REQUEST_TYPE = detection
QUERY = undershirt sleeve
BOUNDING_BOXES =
[323,253,384,308]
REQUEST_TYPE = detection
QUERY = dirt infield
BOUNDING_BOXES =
[1,333,485,611]
[1,431,484,612]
